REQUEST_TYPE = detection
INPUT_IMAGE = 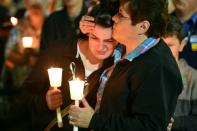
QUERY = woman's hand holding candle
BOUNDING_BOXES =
[68,98,94,128]
[68,78,85,131]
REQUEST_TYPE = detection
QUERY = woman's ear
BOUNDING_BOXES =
[136,20,150,35]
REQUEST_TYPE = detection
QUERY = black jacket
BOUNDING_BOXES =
[88,39,183,131]
[16,40,112,131]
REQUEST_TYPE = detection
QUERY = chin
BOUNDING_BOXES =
[96,55,108,61]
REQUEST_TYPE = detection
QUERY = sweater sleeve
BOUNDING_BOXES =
[172,65,197,131]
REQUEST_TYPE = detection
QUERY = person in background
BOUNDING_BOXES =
[163,15,197,131]
[0,2,45,130]
[171,0,197,69]
[40,0,87,51]
[17,2,120,130]
[167,0,175,14]
[2,1,45,90]
[0,0,10,75]
[68,0,183,130]
[0,1,11,130]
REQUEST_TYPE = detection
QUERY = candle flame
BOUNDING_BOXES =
[10,17,18,26]
[22,37,33,48]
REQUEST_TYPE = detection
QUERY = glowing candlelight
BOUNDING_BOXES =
[10,17,18,26]
[69,78,84,131]
[47,67,63,128]
[22,37,33,48]
[69,78,85,100]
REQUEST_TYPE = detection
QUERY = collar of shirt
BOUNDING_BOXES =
[120,37,160,62]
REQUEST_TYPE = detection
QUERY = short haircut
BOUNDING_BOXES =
[120,0,169,37]
[165,15,184,42]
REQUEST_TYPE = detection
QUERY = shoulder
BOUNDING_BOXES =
[38,39,78,66]
[42,39,78,57]
[179,58,197,84]
[130,39,181,84]
[134,39,177,70]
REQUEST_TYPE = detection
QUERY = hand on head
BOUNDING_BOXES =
[46,87,63,110]
[80,15,95,34]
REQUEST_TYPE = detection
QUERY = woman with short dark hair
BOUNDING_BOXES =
[69,0,183,131]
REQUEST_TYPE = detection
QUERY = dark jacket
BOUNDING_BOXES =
[16,40,112,131]
[88,39,183,131]
[15,40,79,130]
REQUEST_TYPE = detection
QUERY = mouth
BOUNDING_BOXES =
[96,50,106,55]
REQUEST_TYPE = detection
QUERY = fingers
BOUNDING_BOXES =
[46,88,63,110]
[69,115,77,126]
[69,105,79,118]
[68,106,80,126]
[82,15,94,21]
[68,103,94,128]
[80,15,95,34]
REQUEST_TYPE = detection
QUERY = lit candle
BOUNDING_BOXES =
[22,37,33,48]
[47,67,63,128]
[10,17,18,26]
[69,78,85,131]
[69,78,85,100]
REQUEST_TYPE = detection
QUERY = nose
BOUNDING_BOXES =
[112,13,118,23]
[97,41,106,51]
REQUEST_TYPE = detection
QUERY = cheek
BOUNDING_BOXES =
[116,23,124,31]
[89,39,97,47]
[106,44,114,54]
[89,39,98,52]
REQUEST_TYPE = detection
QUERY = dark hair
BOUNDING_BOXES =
[120,0,169,37]
[89,3,118,27]
[79,2,119,39]
[165,15,184,42]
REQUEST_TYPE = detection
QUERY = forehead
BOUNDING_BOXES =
[91,25,112,38]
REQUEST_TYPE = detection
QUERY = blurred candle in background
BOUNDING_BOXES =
[10,17,18,26]
[22,37,33,48]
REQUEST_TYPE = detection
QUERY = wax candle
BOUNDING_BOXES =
[47,67,63,128]
[69,78,85,100]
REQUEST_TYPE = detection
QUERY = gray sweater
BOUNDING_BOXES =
[173,59,197,131]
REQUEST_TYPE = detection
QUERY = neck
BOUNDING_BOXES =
[79,40,102,65]
[67,0,83,19]
[123,35,148,56]
[176,8,197,22]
